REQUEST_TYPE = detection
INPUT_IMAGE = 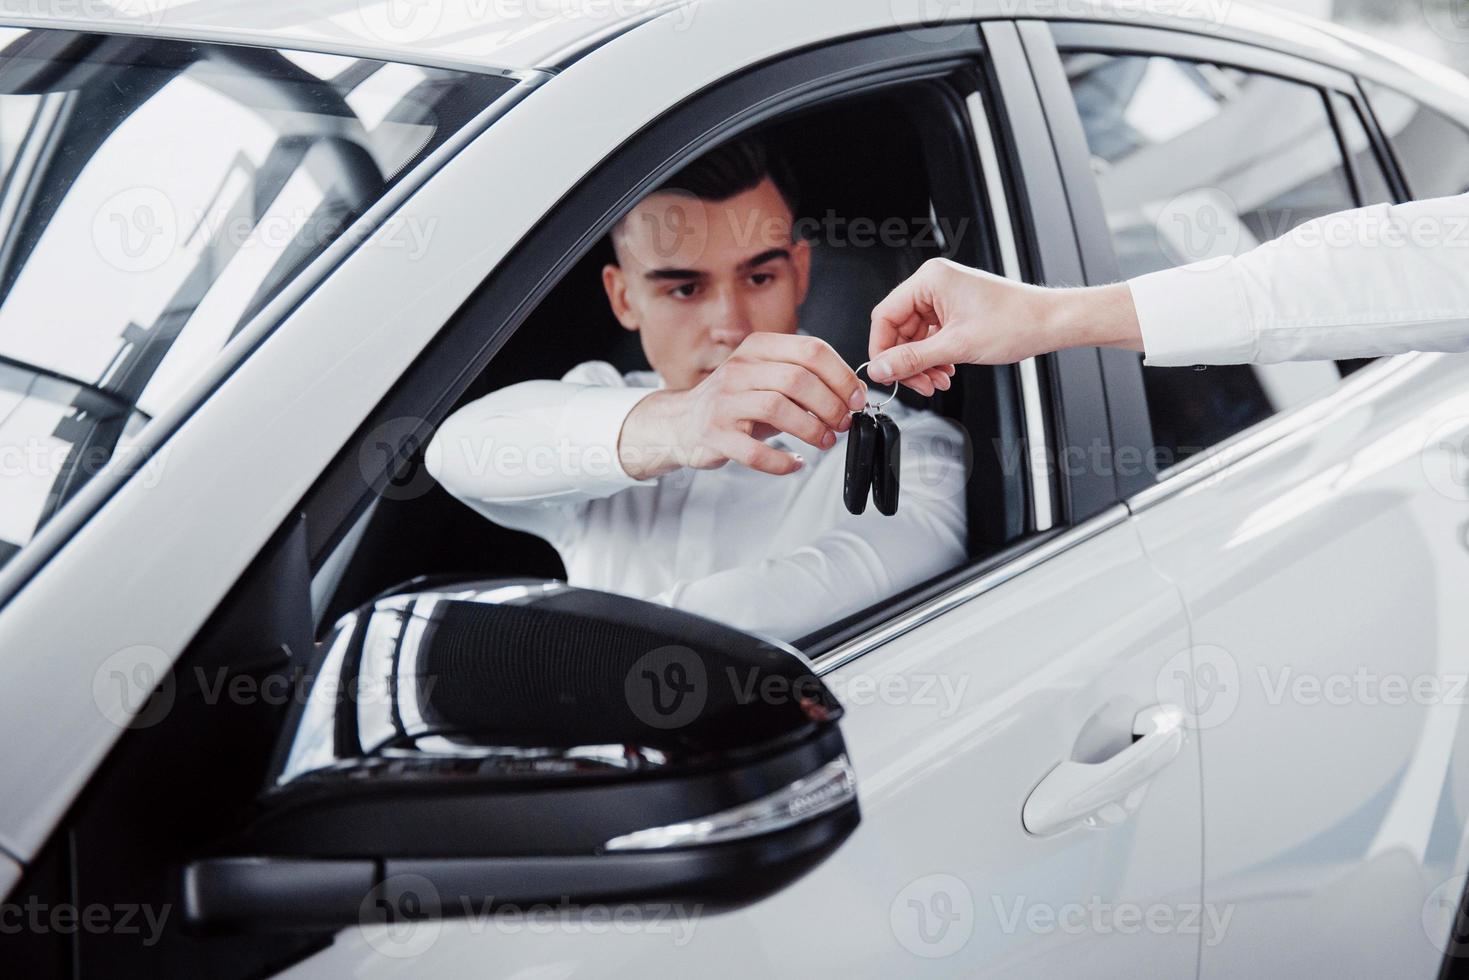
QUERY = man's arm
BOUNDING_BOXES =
[424,361,657,509]
[867,194,1469,384]
[650,416,968,642]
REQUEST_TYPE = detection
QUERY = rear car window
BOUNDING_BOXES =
[0,29,515,571]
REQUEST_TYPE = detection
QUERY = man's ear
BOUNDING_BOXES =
[791,237,813,307]
[601,263,641,332]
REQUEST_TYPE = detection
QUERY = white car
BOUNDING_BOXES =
[0,1,1467,977]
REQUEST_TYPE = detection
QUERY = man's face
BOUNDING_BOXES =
[602,177,812,391]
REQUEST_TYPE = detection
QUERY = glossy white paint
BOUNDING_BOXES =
[280,513,1203,978]
[0,1,1463,977]
[1130,352,1469,976]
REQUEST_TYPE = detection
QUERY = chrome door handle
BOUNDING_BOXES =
[1022,704,1186,837]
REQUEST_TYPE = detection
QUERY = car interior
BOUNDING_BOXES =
[317,78,1035,651]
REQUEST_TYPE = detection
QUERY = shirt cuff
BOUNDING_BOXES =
[557,383,660,494]
[1128,258,1256,366]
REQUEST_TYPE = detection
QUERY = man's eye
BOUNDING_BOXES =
[669,283,699,299]
[749,272,776,286]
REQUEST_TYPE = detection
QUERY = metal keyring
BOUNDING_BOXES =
[854,360,899,412]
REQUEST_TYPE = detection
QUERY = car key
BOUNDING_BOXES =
[871,411,901,516]
[843,410,876,515]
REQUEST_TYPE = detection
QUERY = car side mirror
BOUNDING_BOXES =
[182,579,859,931]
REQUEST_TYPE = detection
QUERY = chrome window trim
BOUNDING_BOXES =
[966,90,1054,531]
[1128,352,1427,514]
[814,503,1129,676]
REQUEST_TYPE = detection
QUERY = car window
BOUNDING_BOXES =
[0,29,514,571]
[322,80,1028,648]
[1062,53,1365,468]
[1361,79,1469,199]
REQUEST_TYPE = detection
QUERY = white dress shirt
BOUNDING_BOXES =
[1129,195,1469,365]
[424,360,969,642]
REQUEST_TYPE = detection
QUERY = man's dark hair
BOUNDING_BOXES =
[607,135,799,261]
[661,135,799,213]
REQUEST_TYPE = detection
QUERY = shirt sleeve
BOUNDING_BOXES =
[423,361,659,544]
[649,415,969,643]
[1128,194,1469,366]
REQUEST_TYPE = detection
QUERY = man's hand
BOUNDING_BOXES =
[618,333,867,480]
[867,258,1143,393]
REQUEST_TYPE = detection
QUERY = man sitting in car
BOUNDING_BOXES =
[424,137,967,641]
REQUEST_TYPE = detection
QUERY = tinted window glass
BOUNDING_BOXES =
[0,30,514,571]
[1064,53,1360,467]
[1362,80,1469,199]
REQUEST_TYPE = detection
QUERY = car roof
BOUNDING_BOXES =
[0,0,1427,69]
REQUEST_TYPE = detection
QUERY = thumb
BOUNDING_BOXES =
[869,331,960,383]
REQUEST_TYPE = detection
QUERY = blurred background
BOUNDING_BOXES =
[1263,0,1469,73]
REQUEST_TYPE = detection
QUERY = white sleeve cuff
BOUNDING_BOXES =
[557,383,660,494]
[1128,258,1256,366]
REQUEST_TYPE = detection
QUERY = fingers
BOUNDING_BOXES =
[711,431,804,476]
[730,360,851,431]
[869,268,938,363]
[729,390,833,451]
[868,326,966,385]
[741,333,865,413]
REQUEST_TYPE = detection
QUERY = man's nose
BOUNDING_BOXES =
[707,286,754,347]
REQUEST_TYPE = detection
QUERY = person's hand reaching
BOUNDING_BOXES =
[867,259,1142,393]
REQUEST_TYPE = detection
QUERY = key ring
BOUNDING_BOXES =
[854,361,899,413]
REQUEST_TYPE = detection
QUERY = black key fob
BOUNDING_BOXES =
[872,412,901,516]
[843,411,876,515]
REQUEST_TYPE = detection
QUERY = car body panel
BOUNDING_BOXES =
[279,514,1203,977]
[1128,352,1469,975]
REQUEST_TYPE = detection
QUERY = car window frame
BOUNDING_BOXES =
[1034,19,1415,503]
[295,23,1118,670]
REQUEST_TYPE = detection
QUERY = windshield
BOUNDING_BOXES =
[0,29,515,572]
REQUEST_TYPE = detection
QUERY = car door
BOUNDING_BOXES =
[270,20,1204,979]
[0,16,1200,980]
[1036,19,1469,977]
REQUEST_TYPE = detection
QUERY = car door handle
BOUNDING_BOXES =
[1022,704,1186,837]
